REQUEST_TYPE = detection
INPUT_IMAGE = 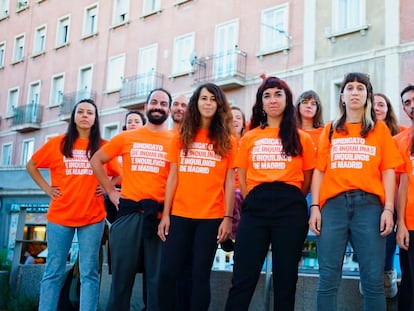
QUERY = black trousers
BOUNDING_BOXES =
[225,182,308,311]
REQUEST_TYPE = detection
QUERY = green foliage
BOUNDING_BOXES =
[0,248,11,271]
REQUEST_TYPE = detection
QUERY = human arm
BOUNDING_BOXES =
[238,168,247,198]
[217,168,235,244]
[302,169,313,195]
[396,173,409,250]
[157,162,178,242]
[90,149,120,208]
[308,169,324,236]
[380,169,396,237]
[26,159,62,199]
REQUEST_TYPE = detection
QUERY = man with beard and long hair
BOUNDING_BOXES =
[91,88,173,311]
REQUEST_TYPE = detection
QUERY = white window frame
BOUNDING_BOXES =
[50,73,65,107]
[0,0,9,19]
[83,3,98,37]
[331,0,366,34]
[112,0,129,25]
[213,19,239,79]
[6,87,19,117]
[28,80,41,106]
[137,44,158,97]
[103,123,120,140]
[1,142,13,166]
[106,54,125,92]
[171,32,194,76]
[56,15,70,47]
[330,78,343,120]
[12,33,25,63]
[77,65,93,100]
[142,0,161,16]
[21,138,34,166]
[33,24,47,56]
[0,41,5,68]
[44,133,58,142]
[259,4,290,55]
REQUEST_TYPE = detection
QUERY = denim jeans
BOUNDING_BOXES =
[316,190,386,311]
[398,230,414,311]
[38,220,105,311]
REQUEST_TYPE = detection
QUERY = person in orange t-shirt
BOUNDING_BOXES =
[309,73,403,311]
[225,77,315,311]
[91,88,173,311]
[157,83,235,311]
[26,99,121,311]
[395,85,414,310]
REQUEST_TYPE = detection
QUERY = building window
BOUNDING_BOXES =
[16,0,28,10]
[214,19,239,79]
[0,0,9,18]
[33,25,47,55]
[103,124,119,140]
[78,65,93,100]
[44,134,58,142]
[260,4,289,54]
[138,44,158,97]
[56,16,70,47]
[7,88,19,117]
[107,54,125,92]
[1,143,13,166]
[113,0,129,25]
[172,32,194,76]
[28,81,41,106]
[50,73,64,107]
[21,139,34,166]
[0,42,5,68]
[332,0,365,33]
[142,0,161,16]
[83,4,98,37]
[13,34,25,63]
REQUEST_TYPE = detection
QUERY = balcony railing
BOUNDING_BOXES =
[193,48,247,90]
[11,104,43,132]
[119,71,164,109]
[60,90,97,120]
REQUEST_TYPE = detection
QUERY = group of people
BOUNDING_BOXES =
[26,72,414,311]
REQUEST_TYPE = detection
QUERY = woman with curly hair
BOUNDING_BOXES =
[158,83,236,311]
[225,76,315,310]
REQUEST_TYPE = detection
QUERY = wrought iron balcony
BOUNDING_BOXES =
[11,104,43,133]
[119,71,164,109]
[193,48,247,90]
[60,90,97,120]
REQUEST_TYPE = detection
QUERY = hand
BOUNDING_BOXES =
[47,186,62,199]
[308,207,321,236]
[217,218,232,244]
[396,222,409,250]
[108,190,120,211]
[157,215,170,242]
[379,209,394,237]
[95,185,105,196]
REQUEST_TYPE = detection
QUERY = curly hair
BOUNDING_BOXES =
[61,98,102,160]
[180,83,233,157]
[250,76,303,157]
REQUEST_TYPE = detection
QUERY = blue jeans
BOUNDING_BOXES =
[317,190,386,311]
[39,220,105,311]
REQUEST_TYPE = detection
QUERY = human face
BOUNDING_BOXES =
[373,95,388,121]
[231,109,244,137]
[146,90,170,125]
[262,87,286,119]
[126,113,144,130]
[299,98,318,121]
[75,102,96,130]
[402,89,414,120]
[341,81,367,111]
[198,88,217,122]
[171,95,188,124]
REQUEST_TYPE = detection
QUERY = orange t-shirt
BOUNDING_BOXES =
[168,129,236,219]
[394,127,414,229]
[316,121,403,207]
[101,126,173,203]
[303,127,323,149]
[235,127,315,193]
[31,135,120,226]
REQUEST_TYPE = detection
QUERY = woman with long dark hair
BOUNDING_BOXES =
[158,83,235,310]
[225,76,315,310]
[26,99,120,311]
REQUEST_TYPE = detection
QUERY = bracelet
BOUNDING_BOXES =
[309,204,320,209]
[223,215,234,219]
[383,208,394,214]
